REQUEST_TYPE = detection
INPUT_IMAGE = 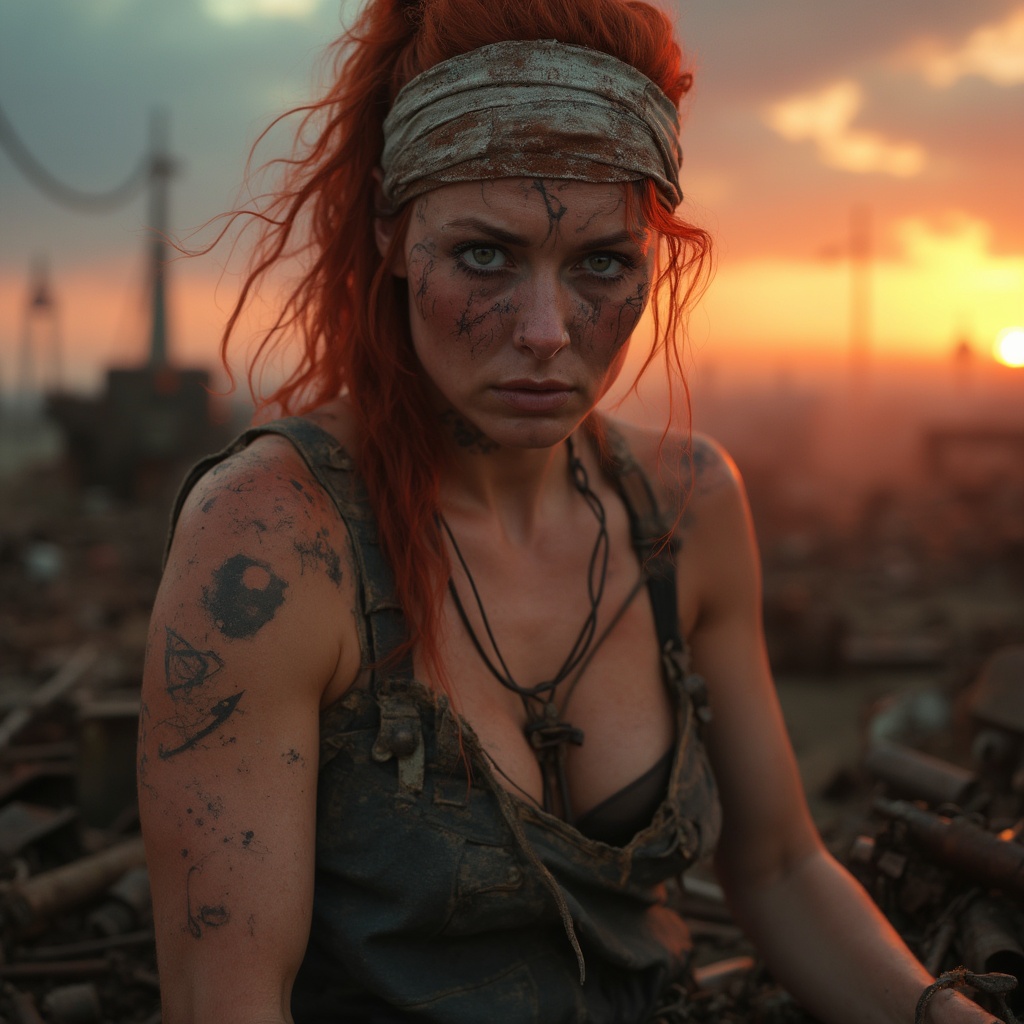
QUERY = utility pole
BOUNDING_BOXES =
[848,204,872,392]
[147,109,177,370]
[17,259,61,415]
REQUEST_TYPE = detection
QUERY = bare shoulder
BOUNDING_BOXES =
[601,416,747,533]
[139,428,356,1015]
[171,430,347,578]
[158,427,362,711]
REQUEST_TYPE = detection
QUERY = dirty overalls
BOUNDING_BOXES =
[173,417,722,1024]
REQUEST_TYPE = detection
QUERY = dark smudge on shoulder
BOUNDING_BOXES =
[202,554,288,639]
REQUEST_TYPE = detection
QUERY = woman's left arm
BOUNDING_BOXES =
[683,438,993,1024]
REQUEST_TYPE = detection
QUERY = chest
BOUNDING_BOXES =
[423,503,695,819]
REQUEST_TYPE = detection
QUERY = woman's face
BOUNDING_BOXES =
[378,178,656,450]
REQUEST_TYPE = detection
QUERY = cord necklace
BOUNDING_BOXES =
[442,435,609,819]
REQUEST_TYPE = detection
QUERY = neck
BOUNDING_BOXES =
[438,418,582,542]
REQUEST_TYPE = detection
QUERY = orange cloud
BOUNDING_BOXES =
[766,80,926,177]
[698,212,1024,365]
[918,7,1024,87]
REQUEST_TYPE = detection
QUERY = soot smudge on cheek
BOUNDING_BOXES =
[612,278,650,351]
[408,240,439,320]
[453,292,519,355]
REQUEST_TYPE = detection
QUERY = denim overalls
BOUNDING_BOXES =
[170,417,722,1024]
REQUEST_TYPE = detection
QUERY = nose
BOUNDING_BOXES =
[514,272,572,360]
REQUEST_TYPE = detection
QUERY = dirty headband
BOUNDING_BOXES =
[380,39,683,212]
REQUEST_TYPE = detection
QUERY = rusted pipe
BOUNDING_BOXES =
[0,836,145,936]
[0,644,99,752]
[865,741,976,807]
[692,955,757,991]
[875,799,1024,896]
[0,959,111,980]
[957,897,1024,992]
[42,982,103,1024]
[19,928,154,962]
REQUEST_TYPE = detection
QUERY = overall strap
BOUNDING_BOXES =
[599,425,685,662]
[165,417,413,685]
[600,426,713,725]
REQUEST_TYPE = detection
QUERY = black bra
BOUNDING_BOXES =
[574,747,674,847]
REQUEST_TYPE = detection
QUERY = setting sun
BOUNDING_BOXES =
[995,326,1024,368]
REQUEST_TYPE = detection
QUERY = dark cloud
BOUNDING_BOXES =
[2,0,1020,276]
[673,1,1024,259]
[679,0,1021,102]
[0,0,348,268]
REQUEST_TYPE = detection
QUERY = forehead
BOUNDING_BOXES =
[412,178,642,238]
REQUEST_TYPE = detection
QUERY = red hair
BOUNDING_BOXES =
[216,0,712,688]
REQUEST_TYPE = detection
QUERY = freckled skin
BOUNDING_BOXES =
[382,177,655,451]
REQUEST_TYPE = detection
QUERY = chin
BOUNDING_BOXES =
[485,415,582,451]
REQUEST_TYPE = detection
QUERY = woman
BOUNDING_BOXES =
[137,1,999,1021]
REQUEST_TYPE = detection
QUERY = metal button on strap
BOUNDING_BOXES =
[373,694,425,795]
[390,726,418,759]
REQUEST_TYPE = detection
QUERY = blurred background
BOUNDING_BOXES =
[0,1,1023,1020]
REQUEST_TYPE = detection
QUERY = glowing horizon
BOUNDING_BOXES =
[2,1,1022,404]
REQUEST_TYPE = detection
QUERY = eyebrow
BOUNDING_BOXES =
[582,230,649,250]
[442,218,647,250]
[442,218,530,246]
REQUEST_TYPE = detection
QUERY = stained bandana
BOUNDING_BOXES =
[380,39,683,212]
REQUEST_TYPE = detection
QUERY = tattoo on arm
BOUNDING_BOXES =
[157,627,243,759]
[185,860,230,939]
[202,554,287,639]
[165,627,224,694]
[159,691,245,760]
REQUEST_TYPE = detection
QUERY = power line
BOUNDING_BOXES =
[0,99,147,212]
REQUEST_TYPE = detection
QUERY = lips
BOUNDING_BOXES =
[501,378,571,391]
[492,379,573,413]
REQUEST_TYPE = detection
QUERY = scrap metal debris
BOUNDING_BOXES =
[1,422,1022,1021]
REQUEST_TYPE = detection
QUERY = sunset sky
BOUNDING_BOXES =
[1,0,1023,401]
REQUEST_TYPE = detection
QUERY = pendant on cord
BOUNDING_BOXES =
[525,702,585,821]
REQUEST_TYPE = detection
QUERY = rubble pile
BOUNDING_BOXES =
[1,468,163,1023]
[0,414,1022,1020]
[0,687,161,1023]
[846,647,1024,1015]
[673,647,1024,1023]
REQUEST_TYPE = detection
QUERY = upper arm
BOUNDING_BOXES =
[137,439,357,1023]
[675,436,822,891]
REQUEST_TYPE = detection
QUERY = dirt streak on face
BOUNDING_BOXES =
[378,177,656,451]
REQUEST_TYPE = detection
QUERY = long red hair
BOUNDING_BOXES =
[217,0,712,687]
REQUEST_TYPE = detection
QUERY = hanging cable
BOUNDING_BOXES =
[0,99,148,212]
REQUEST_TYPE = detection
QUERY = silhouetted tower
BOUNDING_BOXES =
[147,109,176,370]
[17,259,61,413]
[848,204,872,391]
[952,331,974,393]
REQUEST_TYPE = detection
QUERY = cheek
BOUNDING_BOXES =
[406,242,439,319]
[573,277,651,356]
[413,270,519,357]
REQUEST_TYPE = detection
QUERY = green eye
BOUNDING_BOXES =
[583,254,625,275]
[466,247,499,267]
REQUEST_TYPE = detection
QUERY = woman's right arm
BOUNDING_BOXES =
[138,438,358,1024]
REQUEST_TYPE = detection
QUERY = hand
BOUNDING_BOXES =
[916,967,1018,1024]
